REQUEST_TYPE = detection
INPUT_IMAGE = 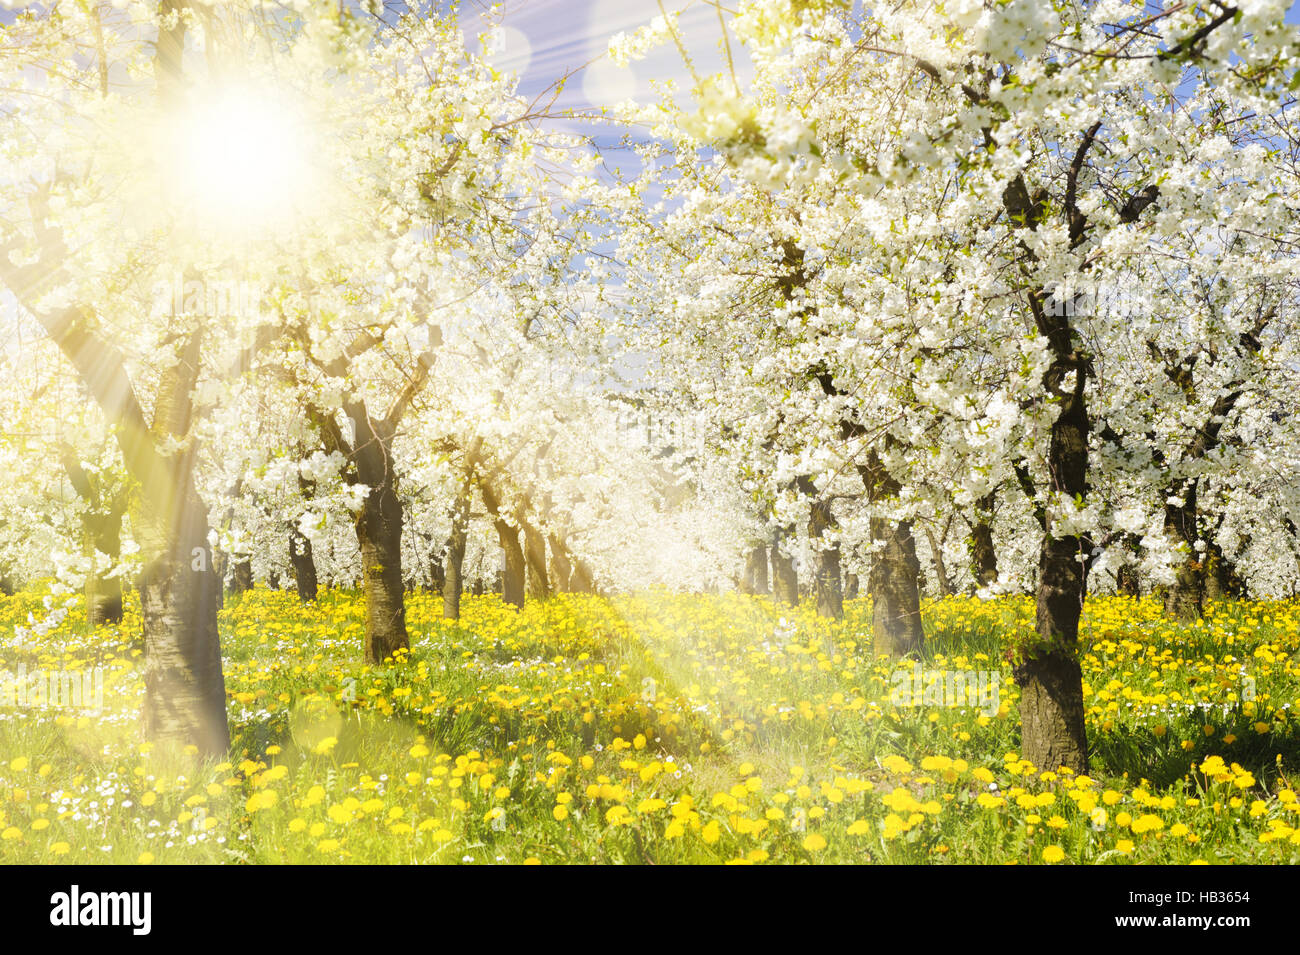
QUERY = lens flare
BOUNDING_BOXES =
[166,86,318,233]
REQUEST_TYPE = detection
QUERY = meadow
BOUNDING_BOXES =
[0,585,1295,864]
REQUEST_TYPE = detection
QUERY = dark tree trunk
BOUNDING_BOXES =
[1017,336,1090,775]
[1116,563,1141,597]
[1152,304,1266,616]
[770,531,798,606]
[311,399,411,664]
[808,500,842,618]
[1163,480,1203,621]
[523,524,550,600]
[970,492,999,588]
[868,518,924,656]
[428,552,445,594]
[289,529,318,602]
[496,521,526,608]
[473,578,485,596]
[741,544,769,595]
[844,573,859,599]
[1203,537,1245,601]
[230,558,253,594]
[355,456,408,663]
[861,451,923,657]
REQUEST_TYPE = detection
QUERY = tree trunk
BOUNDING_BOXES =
[523,523,550,601]
[569,556,595,594]
[861,451,923,657]
[1203,537,1244,601]
[809,500,842,618]
[61,453,126,626]
[84,510,124,626]
[844,572,859,599]
[289,528,318,602]
[548,534,572,593]
[869,518,924,657]
[479,477,526,608]
[0,3,231,756]
[741,544,769,595]
[924,524,955,598]
[134,479,229,757]
[355,457,409,663]
[1017,351,1090,775]
[442,475,471,620]
[1116,563,1141,596]
[230,558,253,594]
[428,552,445,594]
[970,492,999,588]
[1163,480,1203,621]
[770,532,798,606]
[496,521,526,608]
[211,548,227,610]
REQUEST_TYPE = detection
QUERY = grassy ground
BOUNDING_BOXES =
[0,584,1297,863]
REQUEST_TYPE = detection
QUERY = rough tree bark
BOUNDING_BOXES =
[568,552,596,594]
[970,491,999,589]
[289,528,317,602]
[862,451,923,658]
[1163,481,1203,621]
[1203,533,1245,601]
[354,432,408,662]
[230,558,253,595]
[310,402,410,663]
[999,118,1135,775]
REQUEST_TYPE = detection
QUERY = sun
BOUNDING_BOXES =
[164,86,319,234]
